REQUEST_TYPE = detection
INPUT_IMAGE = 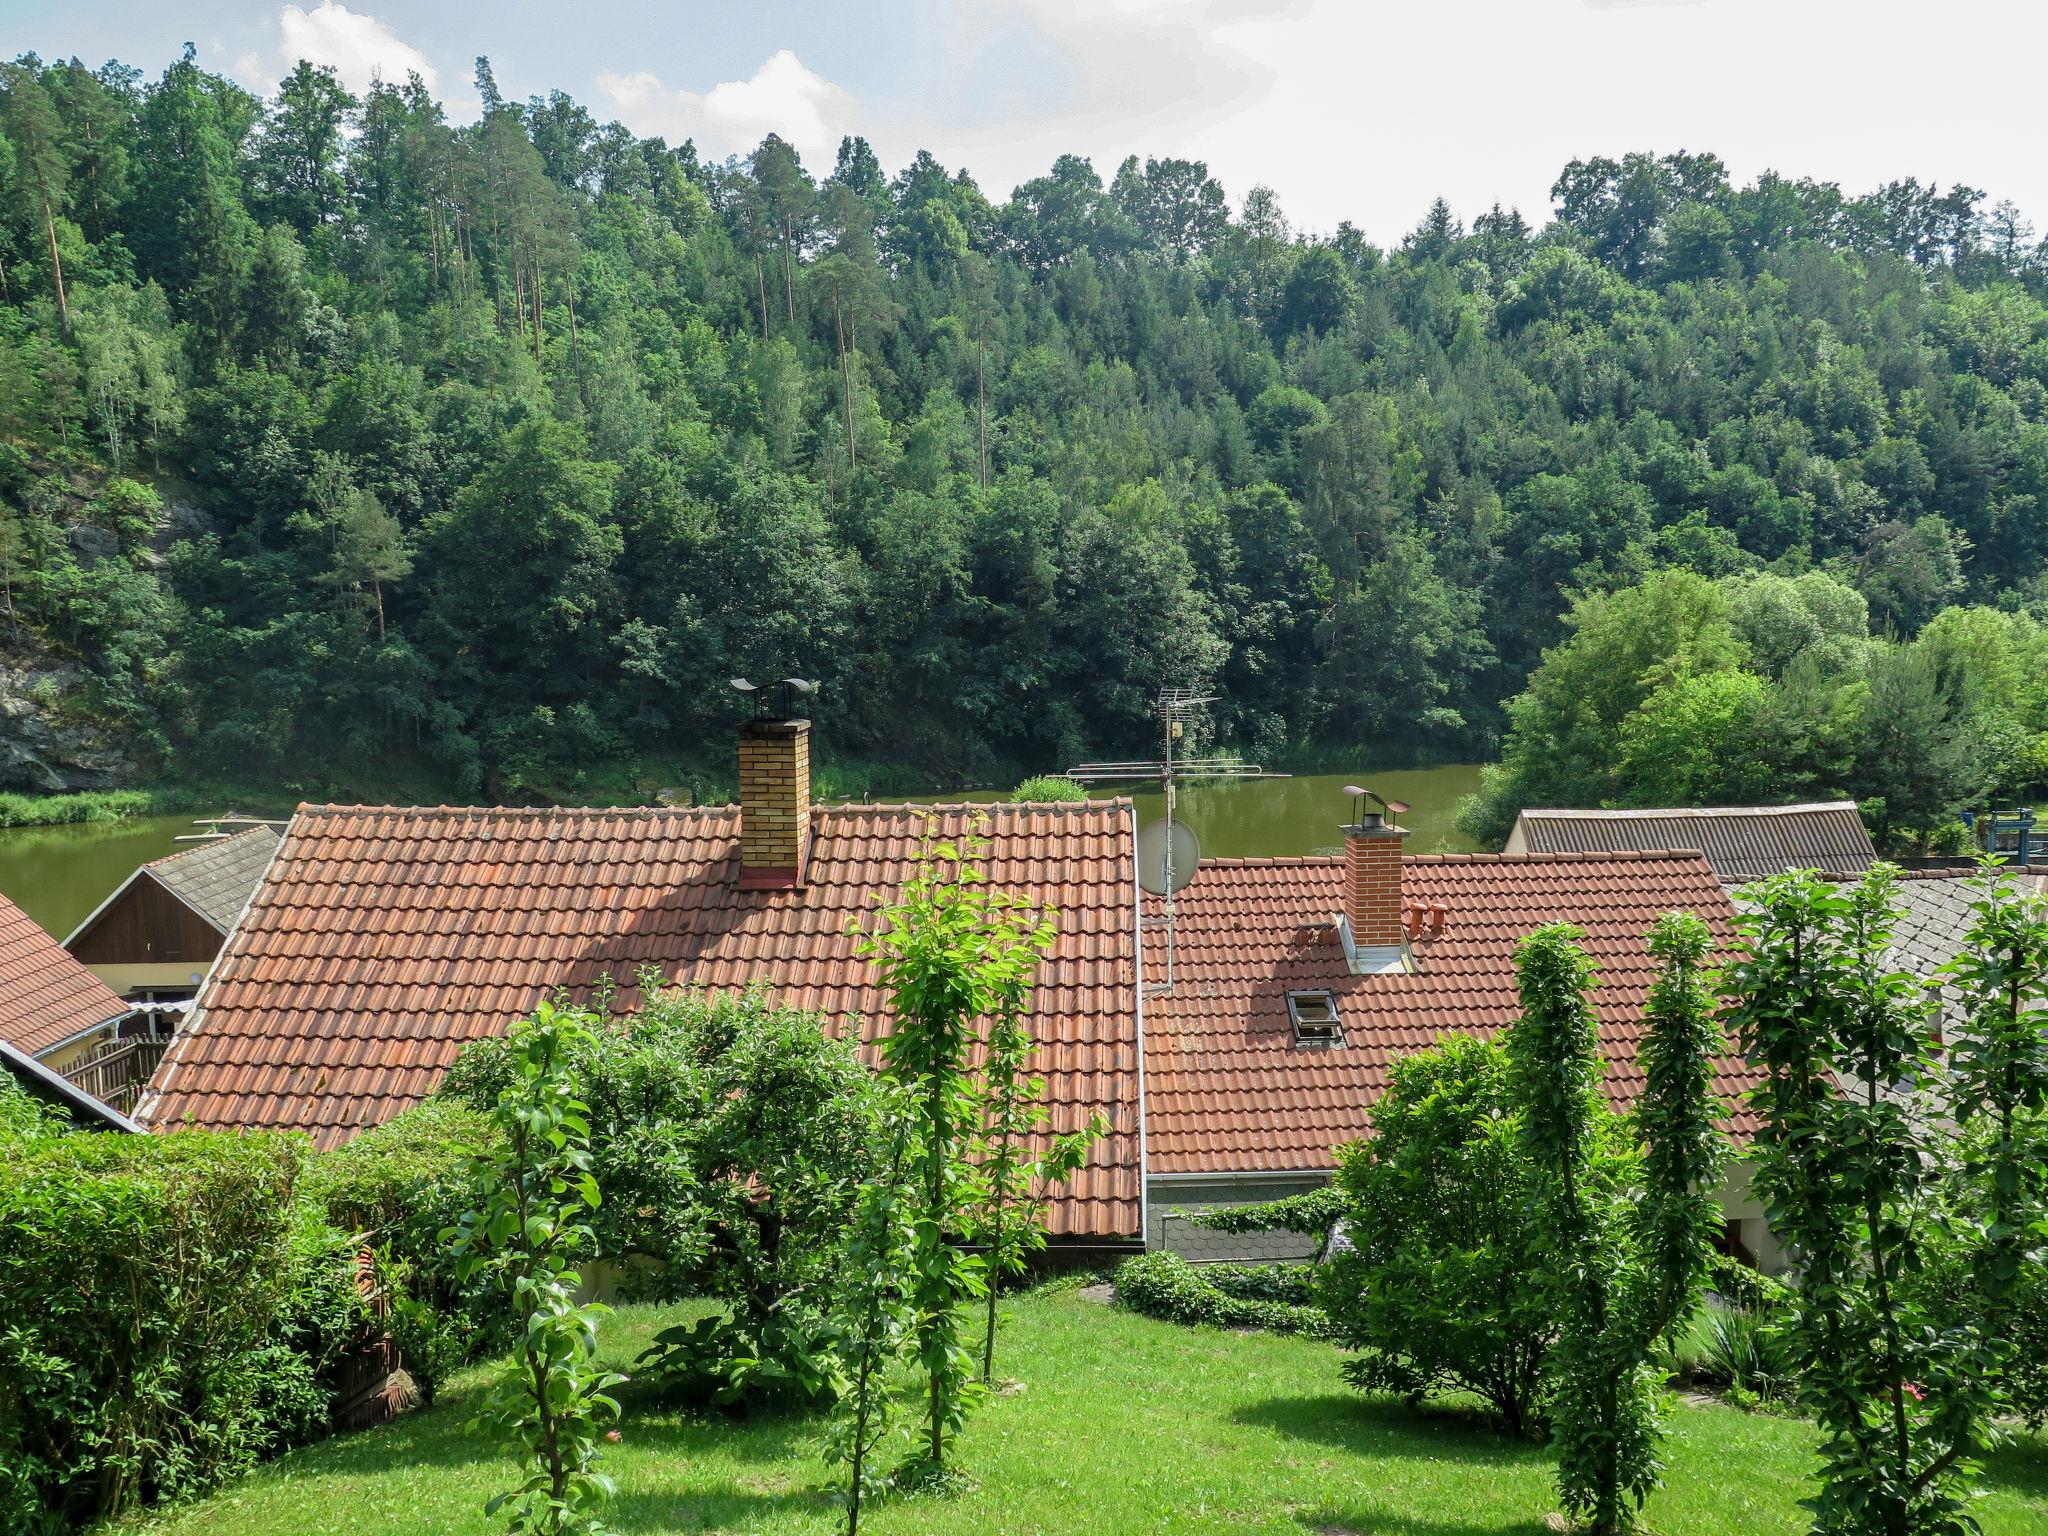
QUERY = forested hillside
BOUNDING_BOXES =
[4,47,2048,823]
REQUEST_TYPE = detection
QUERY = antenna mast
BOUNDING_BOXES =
[1068,688,1287,994]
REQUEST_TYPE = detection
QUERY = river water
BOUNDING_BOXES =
[0,764,1485,941]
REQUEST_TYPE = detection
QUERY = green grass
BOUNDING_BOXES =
[127,1293,2048,1536]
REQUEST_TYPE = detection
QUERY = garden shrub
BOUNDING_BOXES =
[1315,1033,1631,1437]
[1113,1251,1329,1336]
[0,1124,358,1530]
[304,1099,503,1394]
[446,982,886,1409]
[1694,1301,1796,1404]
[1704,1250,1790,1313]
[1188,1185,1344,1249]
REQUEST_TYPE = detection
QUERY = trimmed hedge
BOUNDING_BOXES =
[1187,1186,1344,1239]
[0,1123,362,1531]
[303,1101,500,1404]
[1113,1251,1329,1336]
[1706,1251,1791,1312]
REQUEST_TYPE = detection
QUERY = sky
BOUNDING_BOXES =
[6,0,2047,243]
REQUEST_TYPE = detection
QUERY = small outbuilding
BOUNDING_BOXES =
[64,826,279,1005]
[1504,801,1876,885]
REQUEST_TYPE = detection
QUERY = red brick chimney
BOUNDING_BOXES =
[738,718,810,889]
[1343,813,1410,952]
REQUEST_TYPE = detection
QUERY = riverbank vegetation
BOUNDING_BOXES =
[7,51,2048,809]
[0,786,154,825]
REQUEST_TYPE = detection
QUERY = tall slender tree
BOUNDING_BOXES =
[0,60,71,331]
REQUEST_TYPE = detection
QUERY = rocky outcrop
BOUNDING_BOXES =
[0,657,135,791]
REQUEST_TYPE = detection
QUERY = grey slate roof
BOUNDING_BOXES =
[1888,869,2048,1033]
[144,826,280,933]
[1508,802,1875,884]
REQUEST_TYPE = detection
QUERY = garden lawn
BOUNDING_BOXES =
[127,1290,2048,1536]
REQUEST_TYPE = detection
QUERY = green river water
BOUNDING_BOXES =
[0,764,1485,942]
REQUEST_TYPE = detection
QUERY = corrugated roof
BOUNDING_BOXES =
[0,891,131,1057]
[142,826,280,933]
[1142,849,1761,1176]
[139,801,1142,1240]
[1511,802,1875,883]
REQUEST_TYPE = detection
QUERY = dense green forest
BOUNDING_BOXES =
[4,47,2048,833]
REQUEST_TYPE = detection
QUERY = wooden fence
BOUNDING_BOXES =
[61,1034,170,1115]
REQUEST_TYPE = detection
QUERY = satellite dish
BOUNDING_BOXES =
[1136,818,1201,896]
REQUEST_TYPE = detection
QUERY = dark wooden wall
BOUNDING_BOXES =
[67,876,223,967]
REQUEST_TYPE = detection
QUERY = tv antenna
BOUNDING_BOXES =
[1068,688,1288,994]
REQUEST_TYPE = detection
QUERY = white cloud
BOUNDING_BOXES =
[236,2,442,103]
[599,50,857,172]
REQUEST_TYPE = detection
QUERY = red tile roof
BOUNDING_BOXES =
[0,892,129,1057]
[140,802,1142,1240]
[1141,849,1760,1176]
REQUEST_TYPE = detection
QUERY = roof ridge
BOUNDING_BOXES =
[818,797,1134,813]
[145,823,276,869]
[1405,847,1718,866]
[292,798,1136,818]
[295,802,726,816]
[1521,801,1859,821]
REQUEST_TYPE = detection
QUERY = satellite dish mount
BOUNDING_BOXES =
[1065,687,1288,994]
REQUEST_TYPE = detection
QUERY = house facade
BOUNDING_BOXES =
[142,722,1769,1259]
[1139,822,1779,1268]
[65,826,280,1005]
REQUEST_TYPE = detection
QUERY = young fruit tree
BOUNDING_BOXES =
[823,1090,917,1536]
[856,833,1054,1484]
[969,970,1103,1385]
[446,1002,626,1536]
[1943,865,2048,1373]
[1730,866,2031,1536]
[1507,916,1725,1536]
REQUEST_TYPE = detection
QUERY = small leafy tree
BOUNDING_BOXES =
[969,969,1102,1384]
[1314,1034,1562,1437]
[1508,918,1724,1535]
[824,1094,916,1536]
[445,983,882,1408]
[857,835,1051,1481]
[447,1003,625,1536]
[1632,913,1728,1345]
[1944,864,2048,1353]
[1731,868,1986,1536]
[626,986,882,1407]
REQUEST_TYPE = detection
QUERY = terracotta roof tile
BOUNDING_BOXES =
[1142,848,1762,1176]
[140,801,1142,1240]
[0,892,130,1056]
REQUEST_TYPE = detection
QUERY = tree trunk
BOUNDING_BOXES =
[782,216,796,321]
[756,256,770,338]
[836,287,856,472]
[565,277,584,405]
[977,338,989,489]
[35,179,67,333]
